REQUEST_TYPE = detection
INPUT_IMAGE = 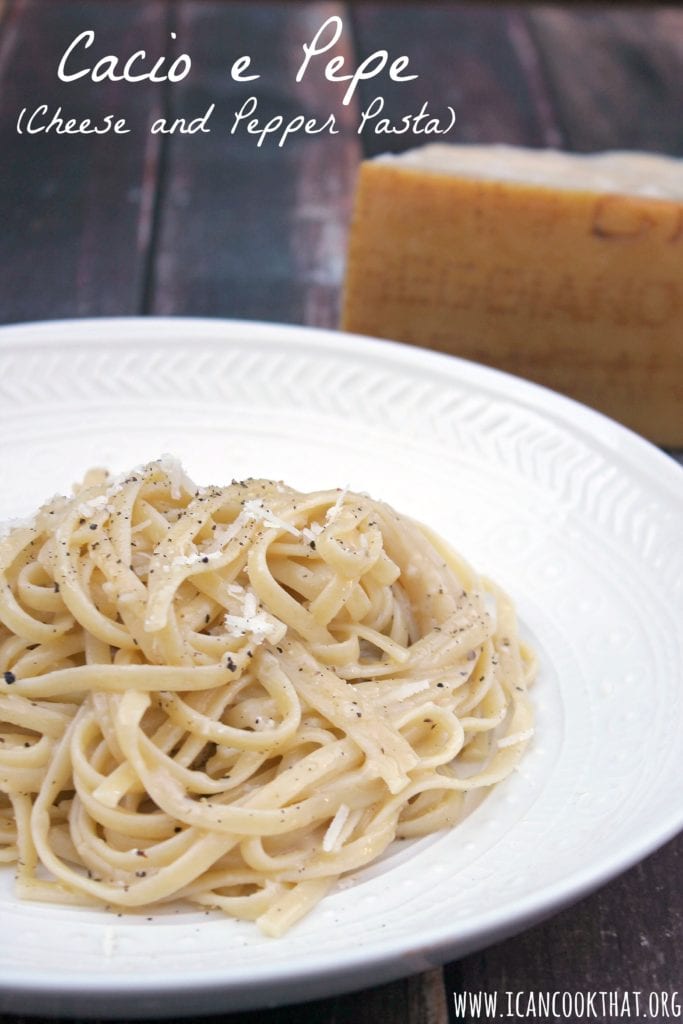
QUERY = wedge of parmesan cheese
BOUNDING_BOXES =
[341,144,683,444]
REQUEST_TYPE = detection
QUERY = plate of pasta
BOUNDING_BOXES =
[0,317,681,1016]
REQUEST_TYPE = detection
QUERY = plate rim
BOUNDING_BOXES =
[1,313,680,494]
[0,315,681,1013]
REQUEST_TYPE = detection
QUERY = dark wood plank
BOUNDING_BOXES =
[350,3,565,156]
[226,968,448,1024]
[0,968,448,1024]
[147,1,361,328]
[0,0,167,323]
[528,8,683,154]
[445,833,683,1023]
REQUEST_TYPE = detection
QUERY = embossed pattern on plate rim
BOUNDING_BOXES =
[0,318,681,1017]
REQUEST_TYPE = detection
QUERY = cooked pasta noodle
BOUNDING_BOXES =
[0,457,535,935]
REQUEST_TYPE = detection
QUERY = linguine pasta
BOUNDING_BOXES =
[0,458,535,935]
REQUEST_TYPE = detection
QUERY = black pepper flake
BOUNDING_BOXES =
[89,523,98,531]
[205,613,211,625]
[226,656,237,672]
[3,671,15,685]
[135,870,147,878]
[201,556,209,564]
[53,582,60,593]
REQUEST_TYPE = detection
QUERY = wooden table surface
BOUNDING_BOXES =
[0,3,681,1022]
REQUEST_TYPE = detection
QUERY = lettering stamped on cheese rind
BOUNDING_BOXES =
[342,146,683,444]
[360,259,680,330]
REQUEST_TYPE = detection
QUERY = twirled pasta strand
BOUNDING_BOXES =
[0,459,535,935]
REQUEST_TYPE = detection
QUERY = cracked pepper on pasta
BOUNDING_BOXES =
[0,457,535,935]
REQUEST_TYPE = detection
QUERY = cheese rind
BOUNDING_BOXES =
[341,145,683,444]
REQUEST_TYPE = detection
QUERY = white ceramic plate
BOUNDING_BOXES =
[0,318,681,1017]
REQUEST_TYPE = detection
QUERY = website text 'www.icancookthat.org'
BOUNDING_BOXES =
[452,990,681,1021]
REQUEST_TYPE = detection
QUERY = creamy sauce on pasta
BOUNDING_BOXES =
[0,458,535,935]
